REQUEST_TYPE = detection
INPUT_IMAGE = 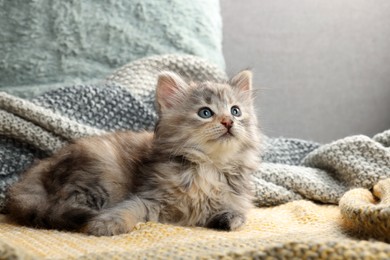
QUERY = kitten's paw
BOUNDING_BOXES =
[83,213,134,236]
[206,211,246,231]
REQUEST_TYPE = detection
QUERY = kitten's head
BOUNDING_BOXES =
[155,70,260,164]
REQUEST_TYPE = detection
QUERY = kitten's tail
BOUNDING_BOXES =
[7,193,96,231]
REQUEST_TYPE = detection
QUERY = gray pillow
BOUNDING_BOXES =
[0,0,224,97]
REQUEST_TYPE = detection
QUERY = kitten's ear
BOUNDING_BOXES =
[156,71,188,111]
[229,70,252,92]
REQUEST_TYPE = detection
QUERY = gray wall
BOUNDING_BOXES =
[221,0,390,143]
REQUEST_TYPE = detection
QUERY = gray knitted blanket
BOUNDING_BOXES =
[0,54,389,214]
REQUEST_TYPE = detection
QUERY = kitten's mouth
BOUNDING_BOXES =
[220,131,234,139]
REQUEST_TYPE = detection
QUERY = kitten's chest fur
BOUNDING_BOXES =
[154,161,253,226]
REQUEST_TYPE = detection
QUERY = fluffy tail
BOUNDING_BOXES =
[6,189,96,231]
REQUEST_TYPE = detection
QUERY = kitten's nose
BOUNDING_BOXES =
[221,119,233,129]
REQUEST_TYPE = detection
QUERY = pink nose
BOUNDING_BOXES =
[221,119,233,129]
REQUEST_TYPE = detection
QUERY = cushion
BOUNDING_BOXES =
[0,0,224,98]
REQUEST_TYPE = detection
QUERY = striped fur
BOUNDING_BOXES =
[6,70,261,236]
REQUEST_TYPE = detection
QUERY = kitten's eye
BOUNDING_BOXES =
[198,107,214,119]
[231,106,242,117]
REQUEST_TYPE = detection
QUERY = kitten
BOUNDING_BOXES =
[6,70,261,236]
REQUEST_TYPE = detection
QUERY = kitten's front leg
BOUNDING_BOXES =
[83,196,159,236]
[206,210,246,231]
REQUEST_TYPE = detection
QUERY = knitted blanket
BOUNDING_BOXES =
[1,54,390,258]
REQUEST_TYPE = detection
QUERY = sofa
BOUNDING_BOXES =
[1,1,390,259]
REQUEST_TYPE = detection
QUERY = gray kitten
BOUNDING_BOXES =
[6,70,261,236]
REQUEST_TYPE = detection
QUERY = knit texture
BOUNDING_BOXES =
[253,132,390,207]
[340,178,390,242]
[0,0,224,98]
[2,201,390,259]
[0,54,390,258]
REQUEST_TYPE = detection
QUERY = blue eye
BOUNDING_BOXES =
[231,106,241,117]
[198,107,214,118]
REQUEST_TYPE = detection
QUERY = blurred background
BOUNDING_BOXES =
[221,0,390,143]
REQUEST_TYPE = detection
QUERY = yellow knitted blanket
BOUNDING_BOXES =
[2,180,390,259]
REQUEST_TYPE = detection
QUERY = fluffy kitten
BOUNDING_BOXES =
[6,70,261,236]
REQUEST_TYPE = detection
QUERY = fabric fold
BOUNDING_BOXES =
[340,178,390,242]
